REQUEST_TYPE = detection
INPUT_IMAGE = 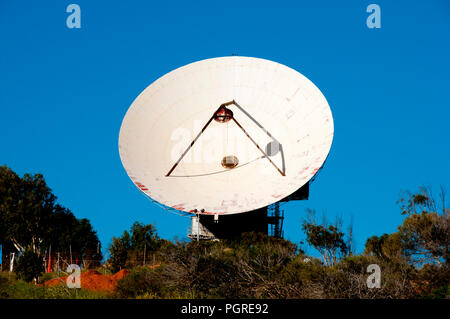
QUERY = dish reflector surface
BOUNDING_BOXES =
[119,56,333,215]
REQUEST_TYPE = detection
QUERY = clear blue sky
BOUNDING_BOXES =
[1,1,449,257]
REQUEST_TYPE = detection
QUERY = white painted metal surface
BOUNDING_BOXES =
[188,216,215,240]
[119,56,333,215]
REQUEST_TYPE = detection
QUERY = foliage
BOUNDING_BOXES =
[2,169,450,299]
[110,187,449,299]
[0,275,107,299]
[0,165,102,265]
[108,222,170,272]
[364,232,404,262]
[114,266,169,298]
[414,263,450,298]
[365,234,389,258]
[108,231,132,273]
[39,271,60,284]
[130,222,159,251]
[397,187,449,266]
[15,250,44,283]
[0,166,55,253]
[302,210,351,266]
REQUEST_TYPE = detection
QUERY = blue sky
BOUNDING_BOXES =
[1,1,449,257]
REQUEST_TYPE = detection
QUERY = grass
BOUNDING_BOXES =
[0,271,108,299]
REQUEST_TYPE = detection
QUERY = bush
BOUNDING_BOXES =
[39,272,59,283]
[0,273,11,299]
[15,250,44,283]
[114,267,167,298]
[192,254,241,298]
[415,264,450,298]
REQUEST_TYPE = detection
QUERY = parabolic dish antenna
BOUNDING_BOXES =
[119,56,333,215]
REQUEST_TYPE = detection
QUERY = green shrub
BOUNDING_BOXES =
[114,267,166,298]
[15,250,44,283]
[0,273,11,299]
[39,272,59,283]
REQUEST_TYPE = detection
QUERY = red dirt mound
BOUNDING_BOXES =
[112,269,130,281]
[43,269,130,292]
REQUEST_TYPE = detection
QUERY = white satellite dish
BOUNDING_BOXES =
[119,56,333,215]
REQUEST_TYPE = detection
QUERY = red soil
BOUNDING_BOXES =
[43,269,130,292]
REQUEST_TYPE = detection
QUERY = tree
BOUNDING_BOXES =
[397,187,449,266]
[108,222,161,270]
[0,166,55,254]
[15,250,44,283]
[0,166,20,247]
[302,210,350,266]
[365,234,388,258]
[109,231,131,272]
[130,222,159,251]
[0,165,102,266]
[71,218,103,266]
[364,232,404,262]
